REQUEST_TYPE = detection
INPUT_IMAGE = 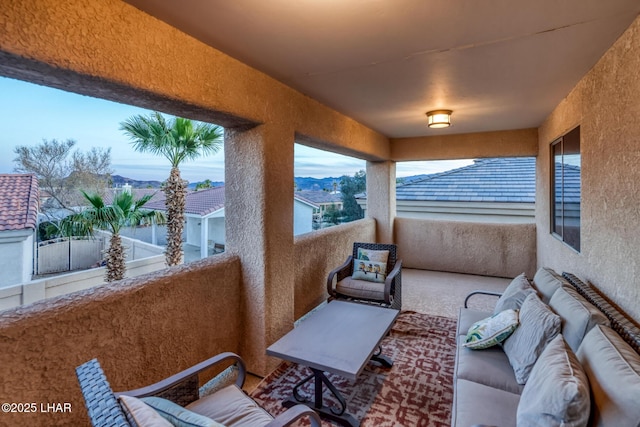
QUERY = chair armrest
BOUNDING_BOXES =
[115,352,246,402]
[383,259,402,304]
[327,256,353,297]
[464,290,502,308]
[264,404,322,427]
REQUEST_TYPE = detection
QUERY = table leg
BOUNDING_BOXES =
[371,345,393,368]
[284,368,359,427]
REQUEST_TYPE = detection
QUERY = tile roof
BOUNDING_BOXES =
[393,157,537,203]
[145,186,225,216]
[294,190,342,204]
[0,174,39,231]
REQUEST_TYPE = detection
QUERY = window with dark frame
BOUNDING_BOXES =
[551,126,581,252]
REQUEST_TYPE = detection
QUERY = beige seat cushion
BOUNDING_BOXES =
[186,384,273,427]
[336,276,385,301]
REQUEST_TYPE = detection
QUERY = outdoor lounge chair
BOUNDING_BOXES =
[76,352,321,427]
[327,242,402,310]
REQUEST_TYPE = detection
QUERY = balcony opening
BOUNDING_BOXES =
[293,144,365,233]
[0,76,225,310]
[392,157,536,223]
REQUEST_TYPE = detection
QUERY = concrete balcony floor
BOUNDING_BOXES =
[243,269,511,393]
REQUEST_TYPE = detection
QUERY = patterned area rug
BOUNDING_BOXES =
[250,311,457,426]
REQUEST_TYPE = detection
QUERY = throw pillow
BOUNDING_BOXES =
[352,259,387,283]
[358,248,389,263]
[118,395,172,427]
[502,292,561,384]
[517,334,590,427]
[463,309,519,350]
[141,397,223,427]
[356,248,389,264]
[493,272,536,314]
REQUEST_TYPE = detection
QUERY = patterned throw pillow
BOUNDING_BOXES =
[463,309,520,350]
[352,259,387,283]
[357,248,389,264]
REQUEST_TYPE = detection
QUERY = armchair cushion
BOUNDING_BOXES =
[352,259,387,283]
[118,395,172,427]
[186,384,274,427]
[336,276,386,301]
[356,248,389,263]
[142,396,223,427]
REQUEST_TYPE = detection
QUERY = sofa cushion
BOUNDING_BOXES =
[336,276,385,300]
[457,307,492,337]
[352,259,387,283]
[577,325,640,427]
[142,397,223,427]
[503,293,561,384]
[452,378,520,427]
[463,309,519,350]
[494,273,535,314]
[532,267,566,303]
[517,334,590,427]
[455,335,524,394]
[549,285,610,352]
[118,395,173,427]
[186,384,274,427]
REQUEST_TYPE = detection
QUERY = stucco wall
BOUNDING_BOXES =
[395,218,537,278]
[293,219,376,320]
[0,229,33,287]
[0,254,243,427]
[390,128,538,161]
[537,15,640,321]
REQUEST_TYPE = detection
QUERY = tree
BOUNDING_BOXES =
[323,204,341,225]
[13,139,112,211]
[195,179,213,190]
[60,191,166,282]
[120,112,223,266]
[340,170,366,222]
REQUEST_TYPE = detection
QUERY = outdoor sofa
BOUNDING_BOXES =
[453,267,640,427]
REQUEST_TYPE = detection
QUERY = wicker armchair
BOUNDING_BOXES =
[76,352,321,427]
[327,242,402,310]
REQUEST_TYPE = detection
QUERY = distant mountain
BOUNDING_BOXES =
[111,175,162,188]
[187,180,224,190]
[294,177,341,191]
[111,174,429,190]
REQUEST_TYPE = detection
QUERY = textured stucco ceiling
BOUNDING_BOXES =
[125,0,640,138]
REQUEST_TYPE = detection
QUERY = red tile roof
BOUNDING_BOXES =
[0,174,39,231]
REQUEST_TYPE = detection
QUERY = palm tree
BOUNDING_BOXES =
[60,191,166,282]
[120,112,223,266]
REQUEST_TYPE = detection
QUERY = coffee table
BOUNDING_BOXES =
[266,300,399,426]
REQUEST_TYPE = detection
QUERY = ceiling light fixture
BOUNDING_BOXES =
[426,110,452,128]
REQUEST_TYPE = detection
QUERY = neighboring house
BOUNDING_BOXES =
[0,174,39,288]
[145,186,318,259]
[294,190,343,224]
[357,157,538,223]
[293,194,318,235]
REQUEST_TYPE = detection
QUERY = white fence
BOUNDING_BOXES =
[35,237,105,275]
[0,255,166,311]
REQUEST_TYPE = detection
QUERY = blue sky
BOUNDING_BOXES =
[0,76,471,182]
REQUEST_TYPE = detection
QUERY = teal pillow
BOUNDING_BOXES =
[463,309,519,350]
[141,397,223,427]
